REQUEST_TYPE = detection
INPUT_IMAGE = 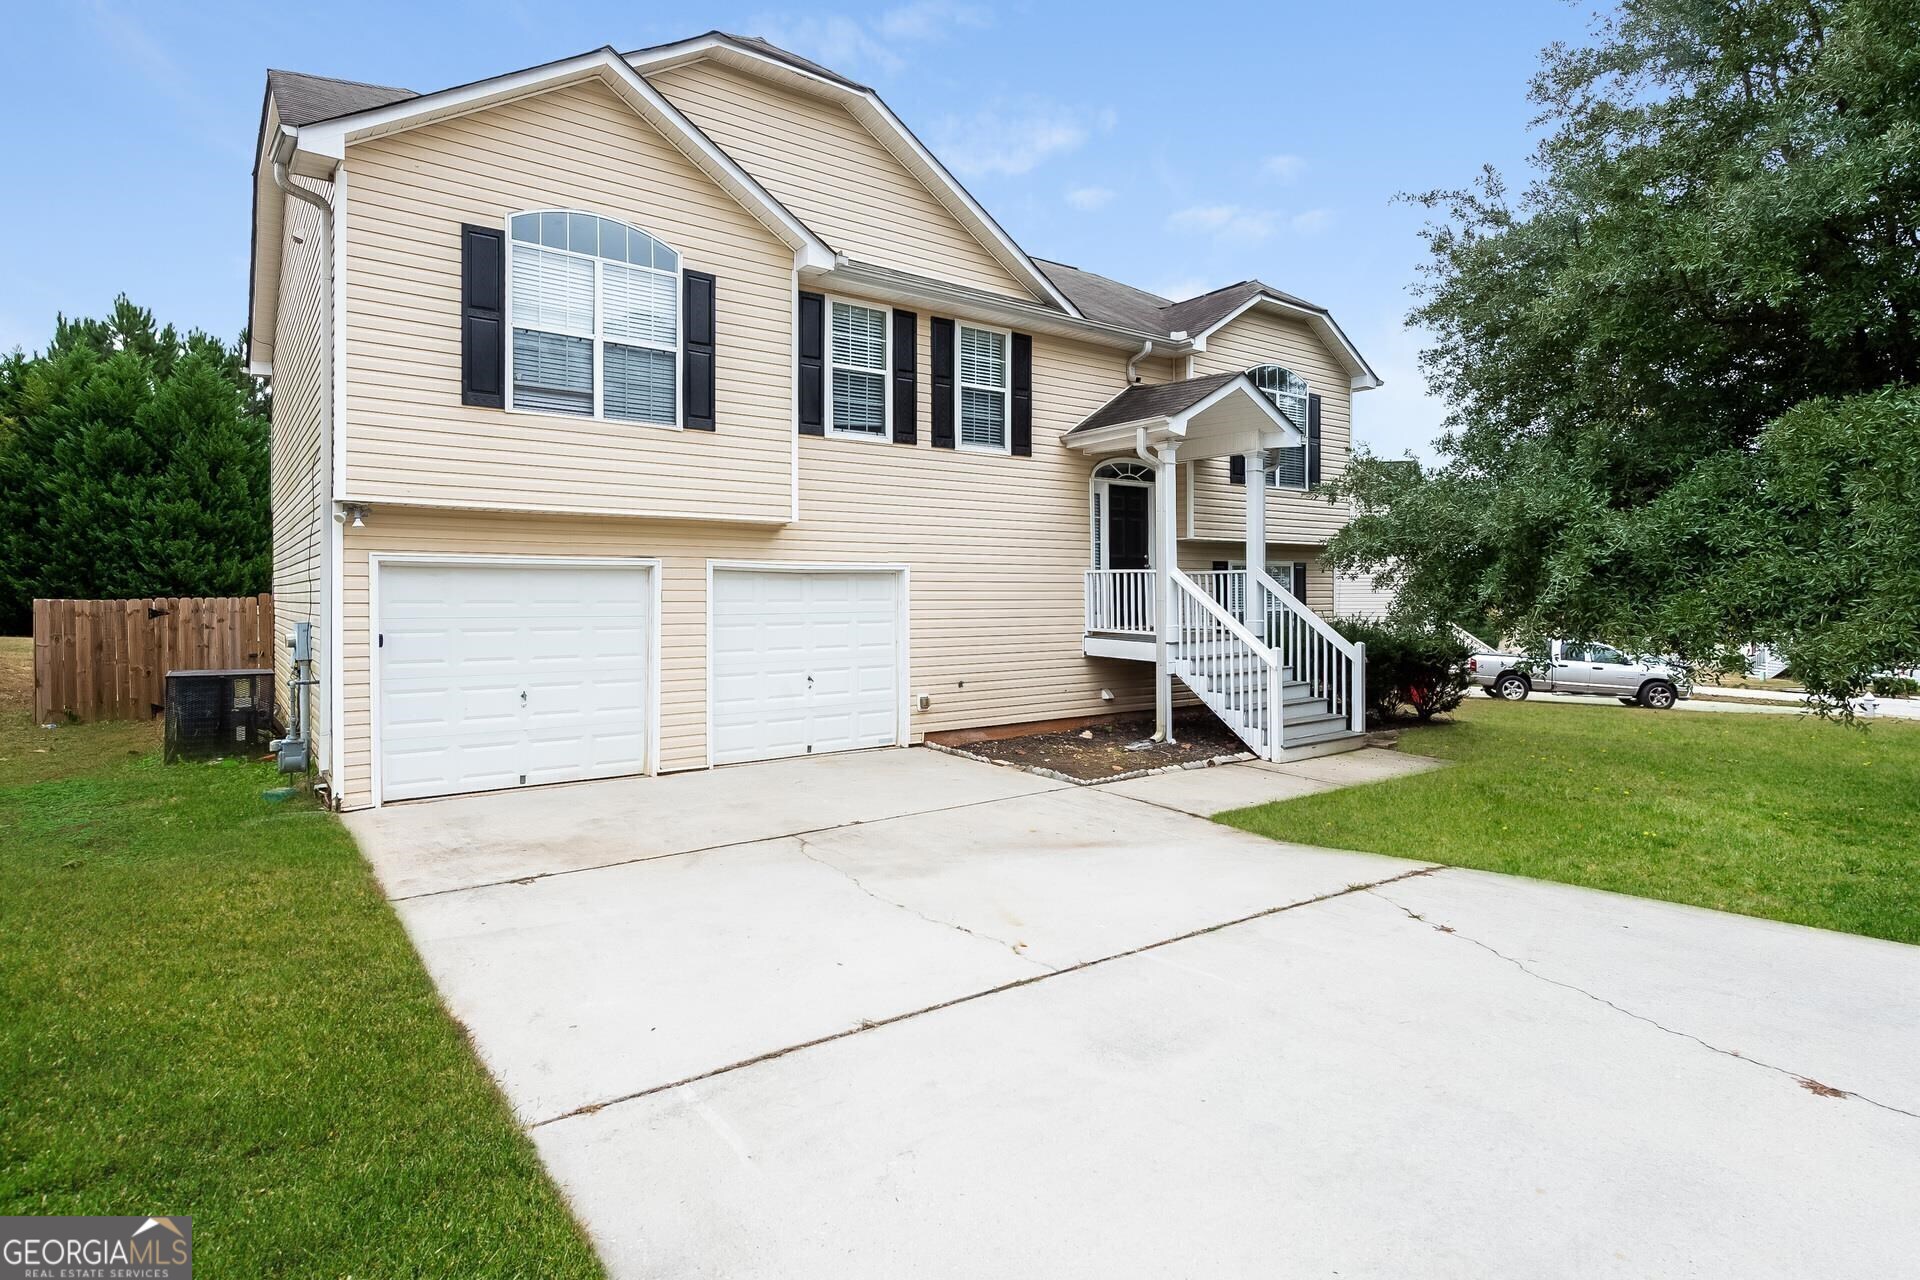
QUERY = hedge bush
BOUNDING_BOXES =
[1870,674,1919,699]
[1333,617,1472,725]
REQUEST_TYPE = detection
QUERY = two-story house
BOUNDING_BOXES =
[249,32,1379,810]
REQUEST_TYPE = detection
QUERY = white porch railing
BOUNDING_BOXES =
[1254,566,1366,734]
[1084,568,1156,634]
[1169,568,1279,754]
[1085,565,1367,750]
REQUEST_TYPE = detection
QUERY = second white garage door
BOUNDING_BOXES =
[710,568,904,766]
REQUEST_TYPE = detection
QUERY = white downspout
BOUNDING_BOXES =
[1126,339,1155,385]
[272,155,337,798]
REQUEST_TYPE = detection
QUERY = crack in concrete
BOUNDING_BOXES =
[1367,888,1920,1124]
[529,863,1444,1130]
[385,782,1074,903]
[789,833,1054,973]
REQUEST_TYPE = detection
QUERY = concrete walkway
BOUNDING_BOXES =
[345,747,1920,1279]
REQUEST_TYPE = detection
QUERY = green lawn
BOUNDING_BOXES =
[1220,697,1920,944]
[0,638,602,1277]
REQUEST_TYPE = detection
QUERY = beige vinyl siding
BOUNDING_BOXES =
[334,328,1160,807]
[269,177,330,763]
[1188,309,1353,545]
[341,78,794,522]
[648,60,1040,302]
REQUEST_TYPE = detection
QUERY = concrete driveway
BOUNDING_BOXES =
[346,748,1920,1279]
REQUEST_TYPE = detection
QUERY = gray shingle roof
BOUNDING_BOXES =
[1033,260,1326,341]
[1067,372,1243,435]
[266,69,417,127]
[1032,258,1173,333]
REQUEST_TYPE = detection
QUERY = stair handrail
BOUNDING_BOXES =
[1250,566,1359,659]
[1169,568,1278,660]
[1253,565,1366,736]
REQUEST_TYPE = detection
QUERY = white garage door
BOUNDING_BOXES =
[378,562,652,802]
[711,569,903,766]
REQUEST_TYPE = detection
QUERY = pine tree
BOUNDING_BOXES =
[0,297,271,631]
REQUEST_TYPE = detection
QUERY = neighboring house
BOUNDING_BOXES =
[249,32,1380,810]
[1333,567,1399,620]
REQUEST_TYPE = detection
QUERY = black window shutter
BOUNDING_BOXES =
[682,271,716,431]
[1307,393,1323,487]
[930,317,955,449]
[1010,332,1033,456]
[1229,454,1246,485]
[1292,562,1309,601]
[797,291,825,435]
[460,224,505,408]
[892,309,918,444]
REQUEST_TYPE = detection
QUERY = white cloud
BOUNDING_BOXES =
[875,0,991,41]
[1166,204,1279,243]
[1262,153,1305,182]
[933,101,1113,177]
[751,3,991,76]
[1290,208,1334,234]
[1065,186,1115,211]
[750,14,906,74]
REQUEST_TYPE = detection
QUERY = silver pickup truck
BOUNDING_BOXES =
[1467,641,1689,709]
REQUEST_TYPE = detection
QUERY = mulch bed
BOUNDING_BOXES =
[955,708,1248,781]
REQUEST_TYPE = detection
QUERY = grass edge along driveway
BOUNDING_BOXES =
[1219,698,1920,945]
[0,639,602,1278]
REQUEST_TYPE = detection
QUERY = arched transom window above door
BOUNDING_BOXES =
[507,210,680,423]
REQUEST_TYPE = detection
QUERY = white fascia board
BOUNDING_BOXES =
[1175,375,1305,446]
[1062,418,1174,455]
[293,48,834,271]
[247,118,291,369]
[842,95,1081,317]
[626,36,1080,317]
[1192,295,1383,393]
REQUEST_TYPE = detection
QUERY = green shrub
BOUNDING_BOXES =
[1333,618,1472,725]
[1871,675,1919,699]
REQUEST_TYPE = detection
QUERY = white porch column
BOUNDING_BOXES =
[1242,448,1267,630]
[1154,443,1179,743]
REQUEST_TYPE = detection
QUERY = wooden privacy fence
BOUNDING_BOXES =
[32,594,275,724]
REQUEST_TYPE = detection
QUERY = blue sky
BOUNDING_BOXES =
[0,1,1597,459]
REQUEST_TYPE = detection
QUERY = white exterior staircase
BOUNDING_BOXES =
[1085,567,1367,761]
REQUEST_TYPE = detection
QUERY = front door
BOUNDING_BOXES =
[1106,484,1151,571]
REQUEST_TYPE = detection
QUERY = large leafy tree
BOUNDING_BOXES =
[0,298,269,632]
[1332,0,1920,700]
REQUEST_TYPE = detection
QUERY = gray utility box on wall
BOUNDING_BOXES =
[164,669,276,763]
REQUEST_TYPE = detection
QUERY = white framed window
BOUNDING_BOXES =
[506,209,680,425]
[828,298,890,439]
[956,322,1010,453]
[1247,364,1309,489]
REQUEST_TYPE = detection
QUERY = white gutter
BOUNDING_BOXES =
[811,260,1190,355]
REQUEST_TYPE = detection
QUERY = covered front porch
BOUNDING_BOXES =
[1063,373,1367,758]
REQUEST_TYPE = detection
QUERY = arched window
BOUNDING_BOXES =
[1246,364,1309,489]
[507,210,680,423]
